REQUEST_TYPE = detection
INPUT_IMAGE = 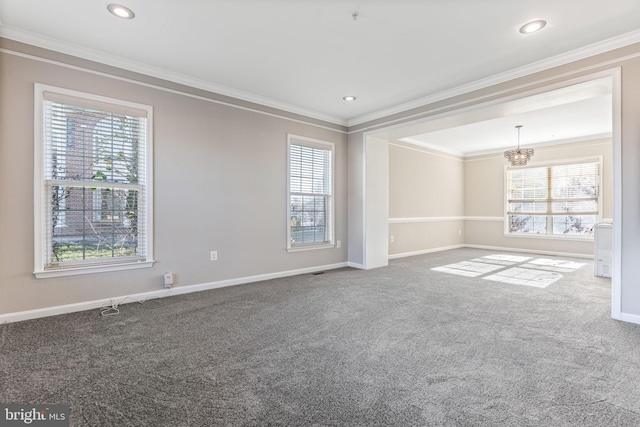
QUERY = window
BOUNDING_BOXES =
[287,135,334,251]
[506,158,601,237]
[34,84,153,277]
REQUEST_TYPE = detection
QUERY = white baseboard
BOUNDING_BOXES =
[463,244,594,259]
[347,261,366,269]
[389,243,593,260]
[0,243,602,324]
[0,262,349,324]
[389,244,465,259]
[618,312,640,325]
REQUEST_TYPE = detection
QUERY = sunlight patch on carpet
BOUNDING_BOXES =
[529,258,585,269]
[431,261,505,277]
[482,254,531,263]
[482,267,563,288]
[431,254,585,288]
[520,264,572,273]
[519,259,586,273]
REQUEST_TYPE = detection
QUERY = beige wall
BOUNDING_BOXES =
[351,42,640,319]
[389,142,464,218]
[464,139,613,255]
[388,141,464,256]
[0,41,348,314]
[387,139,612,258]
[4,35,640,321]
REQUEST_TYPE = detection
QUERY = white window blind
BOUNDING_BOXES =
[287,136,334,250]
[506,159,600,236]
[35,85,153,277]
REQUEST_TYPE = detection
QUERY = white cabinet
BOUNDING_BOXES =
[594,223,612,278]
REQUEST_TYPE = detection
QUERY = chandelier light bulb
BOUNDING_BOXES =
[504,125,534,166]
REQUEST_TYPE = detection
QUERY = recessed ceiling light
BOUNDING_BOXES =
[343,95,357,101]
[107,4,135,19]
[519,19,547,34]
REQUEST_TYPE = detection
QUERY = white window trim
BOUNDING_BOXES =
[286,134,335,252]
[33,84,154,278]
[503,155,603,240]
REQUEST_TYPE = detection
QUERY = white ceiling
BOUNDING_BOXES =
[0,0,635,152]
[398,77,613,156]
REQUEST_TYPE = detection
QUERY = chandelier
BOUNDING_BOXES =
[504,125,534,166]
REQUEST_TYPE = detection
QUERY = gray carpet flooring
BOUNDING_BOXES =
[2,248,640,426]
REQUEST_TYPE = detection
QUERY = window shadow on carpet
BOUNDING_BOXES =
[431,254,585,288]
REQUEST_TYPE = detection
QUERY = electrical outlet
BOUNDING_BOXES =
[210,251,218,261]
[390,235,394,243]
[336,240,341,248]
[163,272,174,288]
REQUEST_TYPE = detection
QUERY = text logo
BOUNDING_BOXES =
[1,405,69,427]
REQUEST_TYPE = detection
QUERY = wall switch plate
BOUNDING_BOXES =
[336,240,341,248]
[210,251,218,261]
[163,272,174,288]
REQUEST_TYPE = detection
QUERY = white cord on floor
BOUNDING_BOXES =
[99,289,173,317]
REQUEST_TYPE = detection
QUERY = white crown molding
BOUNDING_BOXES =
[347,29,640,127]
[3,24,640,130]
[397,138,465,157]
[463,133,613,158]
[389,140,464,161]
[401,133,612,159]
[0,25,347,126]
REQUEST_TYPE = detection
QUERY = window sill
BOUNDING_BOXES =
[34,260,154,279]
[287,243,335,253]
[503,233,594,242]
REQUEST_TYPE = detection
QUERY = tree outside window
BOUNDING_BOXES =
[36,86,152,277]
[506,161,600,236]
